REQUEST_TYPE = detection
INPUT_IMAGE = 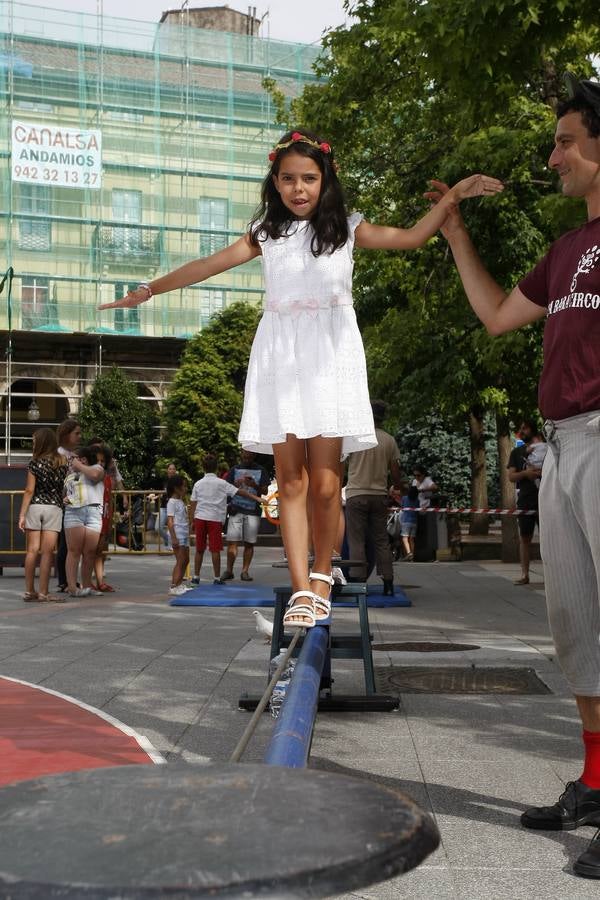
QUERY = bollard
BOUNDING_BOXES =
[263,624,329,768]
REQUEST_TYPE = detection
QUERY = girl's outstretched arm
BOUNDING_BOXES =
[98,233,261,310]
[354,174,503,251]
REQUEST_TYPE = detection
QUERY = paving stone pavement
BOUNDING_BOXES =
[0,548,597,898]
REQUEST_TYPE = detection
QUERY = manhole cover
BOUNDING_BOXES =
[372,642,480,653]
[375,666,551,695]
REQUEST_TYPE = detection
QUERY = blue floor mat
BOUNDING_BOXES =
[169,583,411,607]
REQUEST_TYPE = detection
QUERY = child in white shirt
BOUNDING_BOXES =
[166,474,190,596]
[190,453,262,584]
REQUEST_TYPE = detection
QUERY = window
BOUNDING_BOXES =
[113,283,140,333]
[21,276,50,329]
[112,189,142,252]
[200,288,225,326]
[18,184,51,251]
[199,198,228,256]
[106,110,144,123]
[15,100,53,112]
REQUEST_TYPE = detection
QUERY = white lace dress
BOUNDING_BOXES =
[238,212,376,457]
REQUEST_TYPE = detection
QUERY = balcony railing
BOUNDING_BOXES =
[92,224,164,269]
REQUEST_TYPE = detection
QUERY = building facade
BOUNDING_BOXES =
[0,1,318,461]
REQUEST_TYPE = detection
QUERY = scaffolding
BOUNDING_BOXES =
[0,1,319,337]
[0,1,320,459]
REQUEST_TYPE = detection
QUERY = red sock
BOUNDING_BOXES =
[581,730,600,789]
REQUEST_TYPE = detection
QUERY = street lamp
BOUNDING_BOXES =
[27,400,40,422]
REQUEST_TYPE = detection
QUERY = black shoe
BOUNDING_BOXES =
[574,829,600,878]
[521,780,600,831]
[383,579,394,596]
[240,572,253,582]
[220,571,234,581]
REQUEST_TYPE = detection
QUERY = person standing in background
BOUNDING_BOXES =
[507,419,541,585]
[18,428,67,602]
[221,450,269,582]
[55,418,82,592]
[412,465,439,509]
[345,400,402,595]
[159,462,178,549]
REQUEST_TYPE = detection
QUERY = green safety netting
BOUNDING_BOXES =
[0,1,320,338]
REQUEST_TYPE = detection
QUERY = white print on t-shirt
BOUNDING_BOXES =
[548,244,600,316]
[570,244,600,292]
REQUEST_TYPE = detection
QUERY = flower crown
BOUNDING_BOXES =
[268,131,331,163]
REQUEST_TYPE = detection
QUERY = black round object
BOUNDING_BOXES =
[0,763,439,898]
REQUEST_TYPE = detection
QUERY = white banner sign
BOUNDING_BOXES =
[11,120,102,190]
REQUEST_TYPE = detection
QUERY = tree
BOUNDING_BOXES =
[288,0,597,536]
[79,366,155,487]
[159,302,261,478]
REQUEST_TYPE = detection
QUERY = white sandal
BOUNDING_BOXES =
[309,571,334,622]
[283,590,317,629]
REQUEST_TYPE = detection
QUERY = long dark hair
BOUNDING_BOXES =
[250,128,349,256]
[32,427,64,469]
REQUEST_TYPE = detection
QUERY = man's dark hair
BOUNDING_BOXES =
[519,418,539,434]
[203,453,218,473]
[371,399,387,424]
[557,95,600,139]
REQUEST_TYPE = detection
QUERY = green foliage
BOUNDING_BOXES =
[79,366,155,487]
[288,0,597,494]
[393,412,500,507]
[159,302,261,479]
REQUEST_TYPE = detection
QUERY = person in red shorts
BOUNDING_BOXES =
[190,453,262,585]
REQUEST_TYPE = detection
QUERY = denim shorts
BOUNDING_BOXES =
[226,513,260,544]
[174,525,189,548]
[63,504,103,533]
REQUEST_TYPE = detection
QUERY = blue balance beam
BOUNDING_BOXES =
[263,624,329,769]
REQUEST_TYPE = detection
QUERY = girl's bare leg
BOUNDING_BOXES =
[66,527,85,592]
[273,436,311,623]
[334,462,346,555]
[81,529,101,588]
[306,436,343,602]
[94,554,104,586]
[24,530,41,594]
[38,530,58,595]
[172,547,188,585]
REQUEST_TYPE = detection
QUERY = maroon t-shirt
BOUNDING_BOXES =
[518,216,600,419]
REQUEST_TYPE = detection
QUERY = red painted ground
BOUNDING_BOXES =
[0,677,157,787]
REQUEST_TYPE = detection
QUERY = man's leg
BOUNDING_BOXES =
[224,542,237,577]
[346,495,368,580]
[369,495,394,589]
[521,428,600,868]
[222,514,241,579]
[241,542,254,578]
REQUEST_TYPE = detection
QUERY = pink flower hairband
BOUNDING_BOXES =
[268,132,332,162]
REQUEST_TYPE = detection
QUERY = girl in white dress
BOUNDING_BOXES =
[100,129,502,627]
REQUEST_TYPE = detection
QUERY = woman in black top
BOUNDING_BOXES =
[18,428,68,602]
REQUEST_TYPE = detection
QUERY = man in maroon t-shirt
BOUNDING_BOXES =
[428,76,600,878]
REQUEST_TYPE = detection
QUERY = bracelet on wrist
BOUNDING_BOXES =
[138,282,153,299]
